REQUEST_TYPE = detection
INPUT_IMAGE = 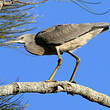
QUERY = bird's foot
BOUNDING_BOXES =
[69,80,76,84]
[72,81,76,84]
[67,80,76,96]
[45,80,58,82]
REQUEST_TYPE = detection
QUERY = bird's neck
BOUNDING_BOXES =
[24,38,45,55]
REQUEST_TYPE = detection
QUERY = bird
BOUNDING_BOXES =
[5,22,109,82]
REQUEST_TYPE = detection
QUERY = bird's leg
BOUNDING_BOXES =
[47,47,62,81]
[67,51,80,83]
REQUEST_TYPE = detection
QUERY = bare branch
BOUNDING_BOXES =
[0,0,3,9]
[0,0,47,10]
[14,0,48,5]
[0,81,110,108]
[2,0,47,5]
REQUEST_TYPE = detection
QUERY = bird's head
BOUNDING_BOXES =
[5,34,35,44]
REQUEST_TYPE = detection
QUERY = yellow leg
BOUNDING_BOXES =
[67,51,80,82]
[48,47,62,81]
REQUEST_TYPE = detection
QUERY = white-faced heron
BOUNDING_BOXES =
[5,22,109,82]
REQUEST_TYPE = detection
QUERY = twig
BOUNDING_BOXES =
[13,0,48,5]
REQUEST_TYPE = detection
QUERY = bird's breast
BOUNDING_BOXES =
[25,42,58,55]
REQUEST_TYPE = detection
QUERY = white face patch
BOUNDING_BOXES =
[58,28,104,52]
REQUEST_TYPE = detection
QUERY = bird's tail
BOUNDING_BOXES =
[93,23,109,32]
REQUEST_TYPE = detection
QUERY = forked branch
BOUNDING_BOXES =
[0,81,110,108]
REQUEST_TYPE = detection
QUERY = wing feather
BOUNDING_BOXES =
[35,23,109,46]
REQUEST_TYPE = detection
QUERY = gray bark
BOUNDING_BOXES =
[0,81,110,108]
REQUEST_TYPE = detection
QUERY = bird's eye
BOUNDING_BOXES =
[20,37,24,39]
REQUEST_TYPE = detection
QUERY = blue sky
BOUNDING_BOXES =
[0,0,110,109]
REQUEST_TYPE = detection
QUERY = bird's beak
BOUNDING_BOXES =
[5,39,24,44]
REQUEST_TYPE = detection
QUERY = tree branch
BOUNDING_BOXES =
[13,0,48,5]
[0,0,47,10]
[3,0,47,5]
[0,81,110,108]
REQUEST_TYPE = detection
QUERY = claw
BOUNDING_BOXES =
[45,80,58,82]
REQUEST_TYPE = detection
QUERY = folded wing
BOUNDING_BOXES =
[35,23,109,46]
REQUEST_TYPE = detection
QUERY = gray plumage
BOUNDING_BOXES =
[5,22,109,82]
[35,23,109,46]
